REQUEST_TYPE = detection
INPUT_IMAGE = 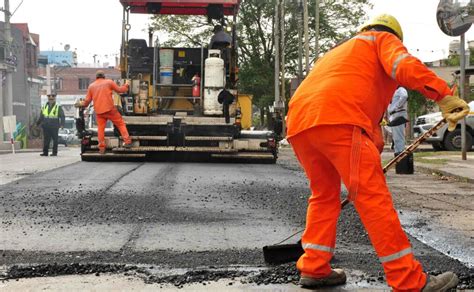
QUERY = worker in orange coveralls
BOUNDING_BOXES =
[75,70,132,154]
[286,14,469,291]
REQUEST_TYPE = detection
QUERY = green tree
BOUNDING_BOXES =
[407,89,436,119]
[446,54,460,66]
[238,0,372,114]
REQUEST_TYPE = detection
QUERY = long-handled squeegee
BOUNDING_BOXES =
[263,119,448,265]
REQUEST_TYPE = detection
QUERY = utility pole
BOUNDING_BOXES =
[274,0,280,114]
[303,0,309,75]
[314,0,320,62]
[1,0,14,142]
[280,0,285,106]
[46,65,52,95]
[280,0,286,136]
[460,34,467,160]
[0,69,3,140]
[3,0,13,116]
[296,0,303,83]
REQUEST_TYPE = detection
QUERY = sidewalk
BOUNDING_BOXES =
[0,146,81,185]
[381,145,474,183]
[415,153,474,183]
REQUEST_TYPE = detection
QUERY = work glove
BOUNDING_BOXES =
[74,100,84,108]
[436,95,470,131]
[380,118,388,127]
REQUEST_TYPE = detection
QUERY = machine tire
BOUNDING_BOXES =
[431,142,444,151]
[443,129,473,151]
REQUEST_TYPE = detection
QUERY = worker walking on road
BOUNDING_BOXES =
[286,14,469,291]
[75,70,132,154]
[37,93,65,157]
[388,86,409,155]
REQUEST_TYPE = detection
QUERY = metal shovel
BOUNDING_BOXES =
[263,119,447,265]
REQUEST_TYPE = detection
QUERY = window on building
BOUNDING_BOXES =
[79,78,90,90]
[0,46,5,61]
[53,78,63,91]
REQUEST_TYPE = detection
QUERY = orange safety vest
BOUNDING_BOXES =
[83,79,129,114]
[287,31,452,141]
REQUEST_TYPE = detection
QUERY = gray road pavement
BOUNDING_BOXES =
[0,146,472,290]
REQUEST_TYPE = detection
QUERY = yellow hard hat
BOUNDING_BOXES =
[359,14,403,41]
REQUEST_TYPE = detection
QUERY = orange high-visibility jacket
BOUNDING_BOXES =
[287,31,452,142]
[83,79,129,114]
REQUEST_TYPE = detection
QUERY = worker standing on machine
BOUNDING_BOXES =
[75,70,132,154]
[286,14,469,291]
[209,25,232,49]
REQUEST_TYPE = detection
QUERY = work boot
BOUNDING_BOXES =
[99,148,106,155]
[422,272,459,292]
[40,153,48,157]
[50,153,57,156]
[299,269,346,288]
[123,142,133,149]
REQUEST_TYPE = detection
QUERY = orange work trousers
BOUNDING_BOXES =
[288,125,426,291]
[96,108,131,150]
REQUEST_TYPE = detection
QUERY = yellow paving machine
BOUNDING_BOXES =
[77,0,278,162]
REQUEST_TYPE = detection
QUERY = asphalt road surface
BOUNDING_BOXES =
[0,155,472,290]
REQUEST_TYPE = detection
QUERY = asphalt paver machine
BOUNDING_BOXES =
[78,0,278,162]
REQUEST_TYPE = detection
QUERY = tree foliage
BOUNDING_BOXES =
[148,0,372,109]
[407,89,436,119]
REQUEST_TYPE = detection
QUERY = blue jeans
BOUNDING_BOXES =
[392,124,406,154]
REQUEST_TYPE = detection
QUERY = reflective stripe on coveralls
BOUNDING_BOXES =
[302,243,335,253]
[353,35,410,84]
[379,247,413,263]
[42,104,59,118]
[353,35,376,41]
[289,125,426,290]
[392,53,410,79]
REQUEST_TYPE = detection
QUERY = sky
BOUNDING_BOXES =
[2,0,474,65]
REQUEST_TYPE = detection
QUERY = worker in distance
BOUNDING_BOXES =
[286,14,469,291]
[75,70,132,154]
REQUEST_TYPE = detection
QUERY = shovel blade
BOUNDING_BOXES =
[263,242,304,265]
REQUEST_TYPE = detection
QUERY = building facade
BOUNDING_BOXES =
[0,22,40,144]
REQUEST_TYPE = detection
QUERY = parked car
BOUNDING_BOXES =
[413,101,474,151]
[58,128,75,146]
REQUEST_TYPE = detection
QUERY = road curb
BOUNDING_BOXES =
[0,149,42,155]
[415,165,474,184]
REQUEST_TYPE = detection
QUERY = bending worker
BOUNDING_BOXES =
[286,14,469,291]
[75,70,132,154]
